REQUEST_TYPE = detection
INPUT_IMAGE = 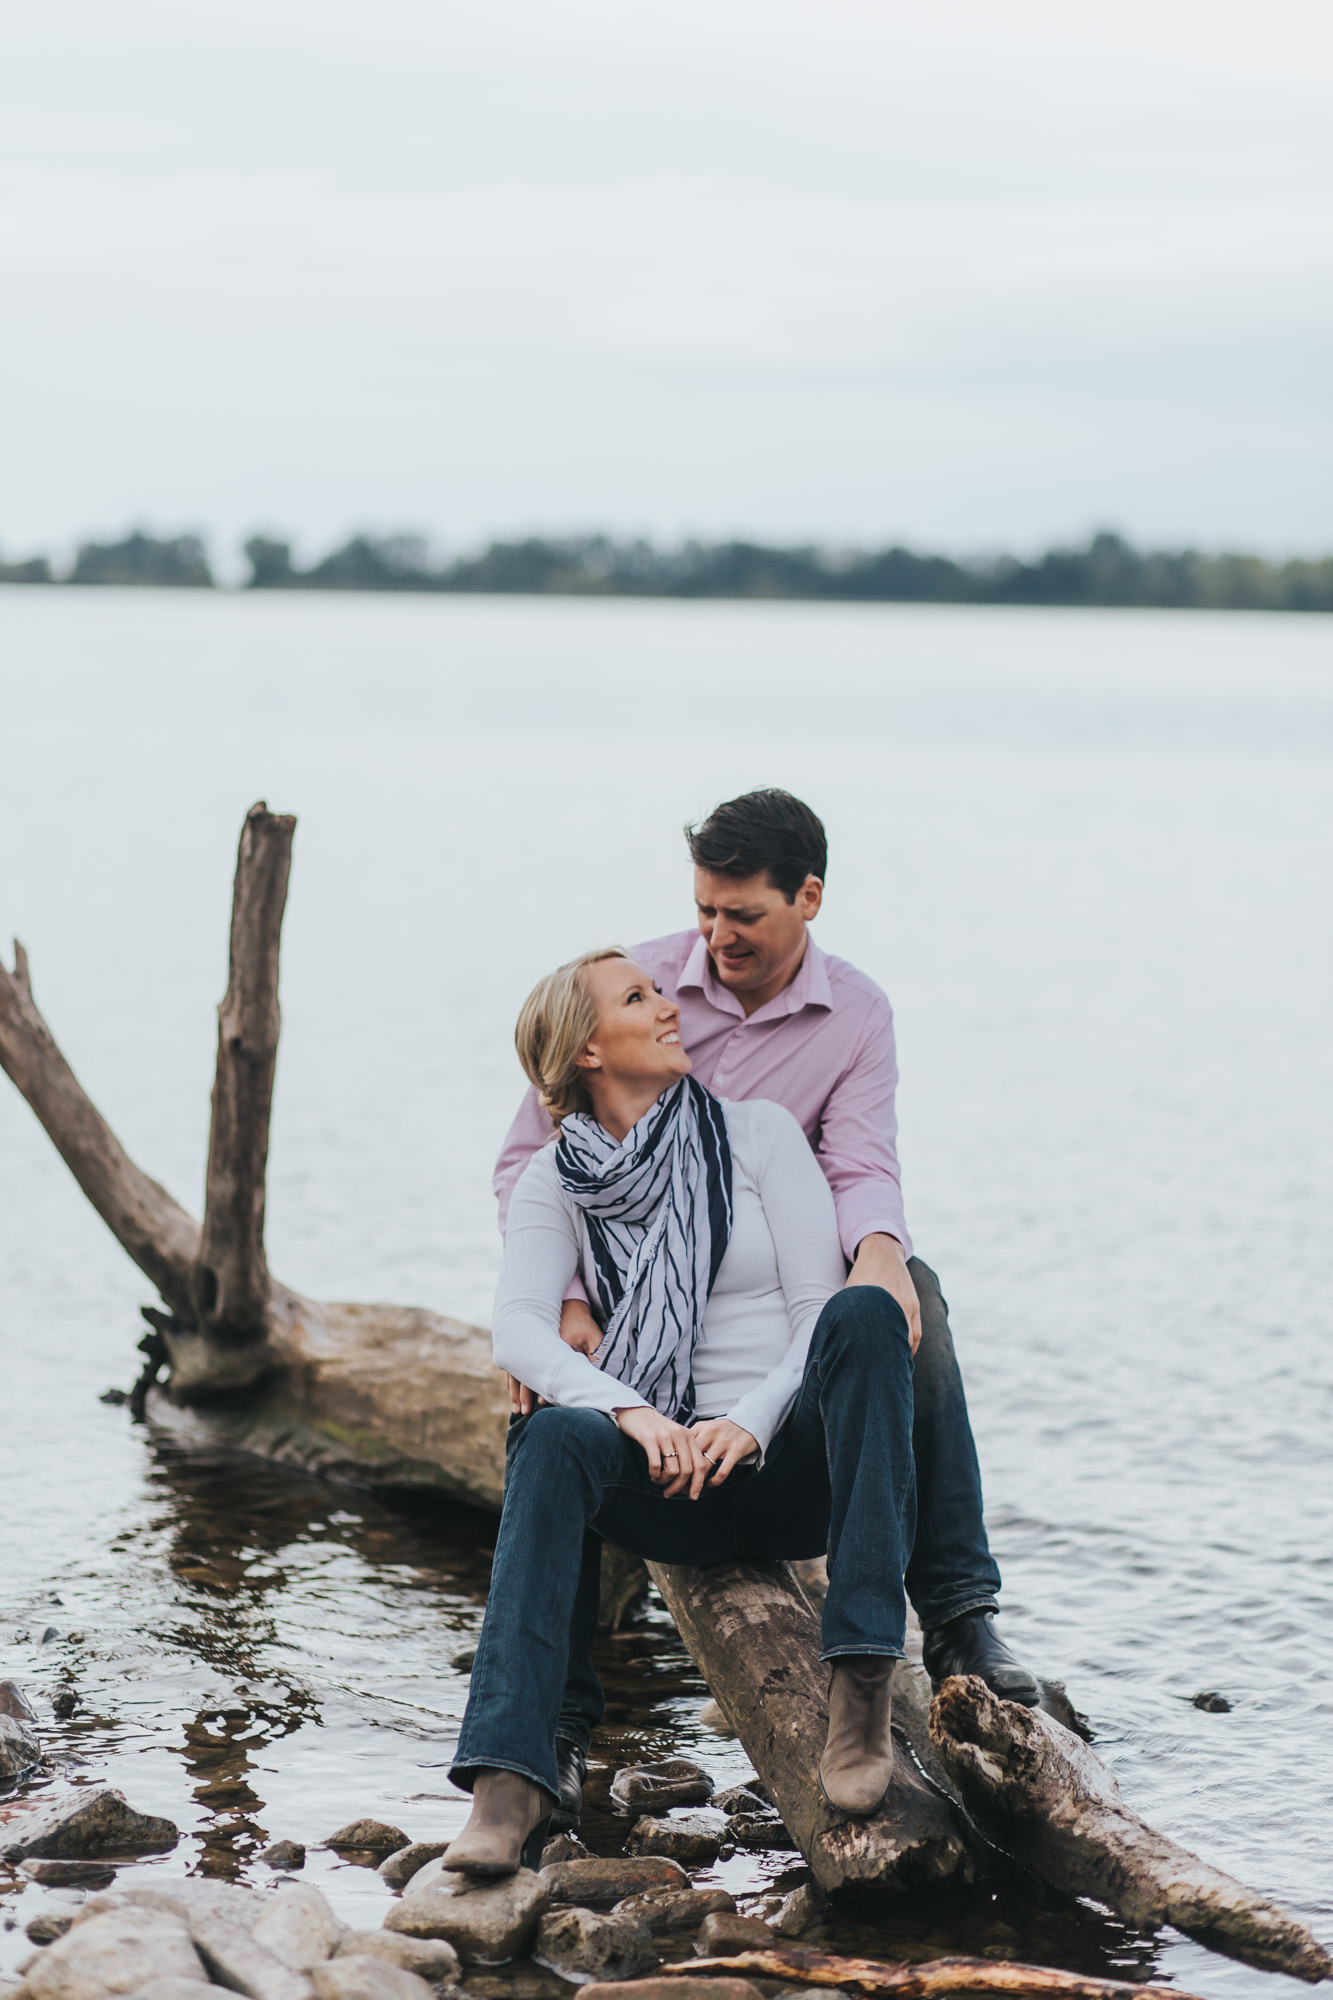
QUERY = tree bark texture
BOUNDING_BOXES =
[929,1676,1332,1982]
[194,801,295,1340]
[649,1557,973,1899]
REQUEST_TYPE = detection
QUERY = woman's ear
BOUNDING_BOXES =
[573,1046,601,1071]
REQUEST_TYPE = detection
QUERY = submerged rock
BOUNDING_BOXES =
[609,1761,712,1815]
[312,1959,436,2000]
[385,1866,549,1962]
[21,1907,206,2000]
[580,1980,762,2000]
[625,1816,723,1866]
[541,1857,689,1910]
[252,1884,347,1969]
[611,1888,734,1939]
[533,1905,655,1984]
[327,1821,411,1856]
[24,1914,75,1946]
[0,1788,178,1863]
[697,1912,775,1952]
[261,1840,308,1871]
[334,1930,460,1987]
[378,1843,447,1890]
[20,1861,115,1889]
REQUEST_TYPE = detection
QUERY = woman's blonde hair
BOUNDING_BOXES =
[515,947,628,1124]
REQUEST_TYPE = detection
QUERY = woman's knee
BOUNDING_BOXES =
[512,1405,623,1477]
[820,1285,912,1359]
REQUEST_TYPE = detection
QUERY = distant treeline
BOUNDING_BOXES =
[3,526,1332,611]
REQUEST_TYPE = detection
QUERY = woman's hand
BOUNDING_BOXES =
[689,1417,759,1489]
[615,1406,712,1498]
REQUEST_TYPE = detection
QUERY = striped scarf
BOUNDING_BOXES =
[556,1077,734,1421]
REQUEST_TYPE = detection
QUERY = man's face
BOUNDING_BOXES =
[693,867,823,1000]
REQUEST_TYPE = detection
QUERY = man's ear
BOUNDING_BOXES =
[800,875,824,921]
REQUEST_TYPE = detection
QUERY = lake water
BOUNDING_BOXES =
[1,588,1331,1991]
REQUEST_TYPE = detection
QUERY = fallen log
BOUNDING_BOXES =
[665,1953,1206,2000]
[929,1676,1332,1983]
[4,803,1328,1975]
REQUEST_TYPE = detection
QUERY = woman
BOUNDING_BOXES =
[445,948,916,1874]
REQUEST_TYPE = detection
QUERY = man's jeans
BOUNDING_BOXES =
[549,1256,1002,1759]
[452,1286,916,1800]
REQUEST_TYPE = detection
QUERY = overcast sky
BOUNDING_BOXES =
[3,0,1330,562]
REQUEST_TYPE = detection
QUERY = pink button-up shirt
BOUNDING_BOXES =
[493,929,911,1264]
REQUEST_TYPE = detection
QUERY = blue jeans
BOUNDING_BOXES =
[551,1255,1003,1758]
[452,1286,916,1799]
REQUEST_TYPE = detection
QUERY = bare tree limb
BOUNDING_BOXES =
[0,940,200,1320]
[194,801,295,1340]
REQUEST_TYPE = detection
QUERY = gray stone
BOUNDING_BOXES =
[20,1861,115,1889]
[710,1787,767,1817]
[385,1867,549,1963]
[312,1962,436,2000]
[252,1885,347,1969]
[0,1714,41,1782]
[334,1932,460,1987]
[770,1884,821,1938]
[378,1843,447,1891]
[24,1915,75,1946]
[608,1761,712,1814]
[625,1816,723,1866]
[261,1841,307,1871]
[326,1821,410,1856]
[23,1908,206,2000]
[77,1879,266,1930]
[533,1906,654,1985]
[611,1888,734,1939]
[541,1857,690,1909]
[724,1813,799,1851]
[696,1913,775,1953]
[188,1906,317,2000]
[0,1788,178,1862]
[0,1681,38,1720]
[539,1831,590,1866]
[130,1983,222,2000]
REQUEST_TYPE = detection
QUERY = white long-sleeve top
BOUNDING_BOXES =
[492,1097,846,1455]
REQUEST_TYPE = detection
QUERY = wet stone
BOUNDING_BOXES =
[1193,1691,1233,1713]
[625,1816,723,1866]
[252,1884,347,1969]
[696,1913,775,1953]
[710,1787,767,1817]
[327,1821,411,1856]
[533,1906,655,1984]
[609,1760,713,1815]
[540,1832,591,1866]
[770,1884,821,1938]
[581,1980,762,2000]
[24,1914,75,1946]
[724,1813,799,1851]
[20,1861,115,1889]
[379,1843,448,1891]
[386,1866,550,1962]
[541,1857,690,1909]
[335,1930,461,1986]
[312,1959,436,2000]
[611,1889,734,1939]
[0,1787,179,1862]
[22,1907,206,2000]
[262,1841,308,1871]
[0,1713,41,1782]
[0,1680,38,1721]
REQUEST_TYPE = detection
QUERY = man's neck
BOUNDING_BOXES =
[720,934,809,1018]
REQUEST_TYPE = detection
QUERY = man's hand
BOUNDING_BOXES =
[688,1417,759,1494]
[615,1406,711,1497]
[506,1299,605,1417]
[846,1233,921,1354]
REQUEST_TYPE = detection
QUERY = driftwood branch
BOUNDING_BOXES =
[929,1676,1332,1983]
[0,940,200,1320]
[650,1558,971,1898]
[194,801,295,1340]
[666,1953,1206,2000]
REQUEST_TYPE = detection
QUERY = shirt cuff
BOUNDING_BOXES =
[562,1272,590,1305]
[835,1193,913,1264]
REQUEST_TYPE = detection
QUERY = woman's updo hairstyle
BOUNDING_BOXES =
[514,947,628,1124]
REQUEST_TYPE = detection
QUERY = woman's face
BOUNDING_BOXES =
[579,958,693,1093]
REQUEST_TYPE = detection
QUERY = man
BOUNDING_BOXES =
[495,787,1039,1826]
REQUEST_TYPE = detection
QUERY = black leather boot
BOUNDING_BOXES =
[443,1769,553,1876]
[550,1736,587,1832]
[921,1608,1040,1706]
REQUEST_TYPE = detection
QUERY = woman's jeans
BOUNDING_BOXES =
[451,1285,917,1800]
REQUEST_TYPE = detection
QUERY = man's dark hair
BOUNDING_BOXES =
[686,789,827,901]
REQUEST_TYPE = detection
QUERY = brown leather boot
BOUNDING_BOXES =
[443,1769,553,1876]
[818,1656,894,1816]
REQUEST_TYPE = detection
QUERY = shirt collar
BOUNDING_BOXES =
[678,931,833,1019]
